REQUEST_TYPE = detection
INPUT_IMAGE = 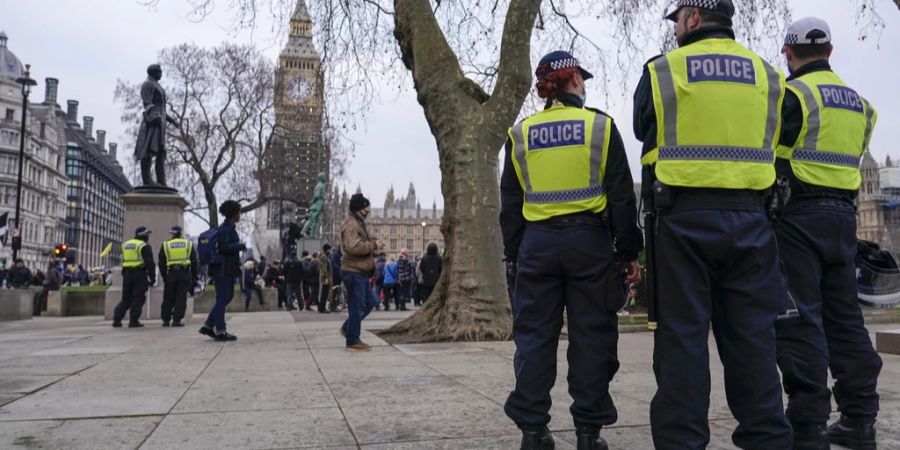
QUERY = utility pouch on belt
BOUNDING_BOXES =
[652,180,675,209]
[766,176,791,220]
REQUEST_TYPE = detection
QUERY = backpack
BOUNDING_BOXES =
[197,227,223,266]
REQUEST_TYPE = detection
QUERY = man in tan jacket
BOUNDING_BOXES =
[339,193,383,351]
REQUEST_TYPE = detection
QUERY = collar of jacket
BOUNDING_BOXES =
[787,59,832,81]
[545,92,584,110]
[681,25,736,47]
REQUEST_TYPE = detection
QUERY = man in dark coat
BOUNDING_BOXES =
[135,64,179,187]
[418,242,443,304]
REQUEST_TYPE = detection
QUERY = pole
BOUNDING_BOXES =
[12,66,36,262]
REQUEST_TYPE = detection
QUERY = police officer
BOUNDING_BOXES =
[199,200,246,342]
[633,1,792,448]
[112,226,156,328]
[158,225,198,327]
[500,50,642,450]
[774,17,881,450]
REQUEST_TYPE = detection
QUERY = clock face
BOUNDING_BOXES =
[287,75,313,102]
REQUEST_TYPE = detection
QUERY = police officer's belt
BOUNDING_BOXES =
[661,187,766,211]
[533,211,607,226]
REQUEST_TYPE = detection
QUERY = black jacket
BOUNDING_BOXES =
[633,26,737,198]
[500,93,643,262]
[283,259,304,284]
[419,250,443,287]
[775,59,856,203]
[215,221,245,278]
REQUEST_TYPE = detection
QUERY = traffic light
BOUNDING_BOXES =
[53,243,69,259]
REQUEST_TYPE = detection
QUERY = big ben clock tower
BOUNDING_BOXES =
[264,0,327,230]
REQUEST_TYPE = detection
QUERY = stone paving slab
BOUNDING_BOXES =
[0,311,897,449]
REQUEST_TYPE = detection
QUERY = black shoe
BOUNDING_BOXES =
[793,422,828,450]
[171,321,184,327]
[214,331,237,342]
[574,429,608,450]
[828,416,876,450]
[112,321,122,328]
[199,326,216,338]
[400,305,409,311]
[520,427,554,450]
[128,321,144,328]
[162,321,170,327]
[339,326,347,337]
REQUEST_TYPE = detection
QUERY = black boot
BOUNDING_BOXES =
[828,416,876,450]
[575,428,608,450]
[520,427,554,450]
[792,422,828,450]
[140,158,156,186]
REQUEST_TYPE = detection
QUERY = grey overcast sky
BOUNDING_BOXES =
[2,0,899,230]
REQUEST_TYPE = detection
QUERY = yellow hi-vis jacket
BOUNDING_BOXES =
[509,104,612,222]
[641,38,786,190]
[776,70,877,190]
[121,239,147,268]
[163,238,193,267]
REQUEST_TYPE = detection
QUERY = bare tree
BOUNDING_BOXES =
[144,0,893,342]
[116,43,276,228]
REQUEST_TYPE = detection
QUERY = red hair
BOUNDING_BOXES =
[535,67,578,99]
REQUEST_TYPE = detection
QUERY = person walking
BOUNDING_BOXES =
[283,255,303,311]
[112,226,156,328]
[339,193,382,351]
[318,244,333,313]
[500,49,642,450]
[633,1,791,448]
[774,17,881,450]
[418,242,442,304]
[306,252,321,311]
[158,225,198,327]
[382,257,399,311]
[396,249,413,311]
[199,200,246,342]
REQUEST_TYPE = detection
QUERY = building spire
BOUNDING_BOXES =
[292,0,311,22]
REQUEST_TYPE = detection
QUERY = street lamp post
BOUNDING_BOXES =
[13,65,37,262]
[420,220,427,258]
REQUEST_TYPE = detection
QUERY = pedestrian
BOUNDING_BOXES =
[500,48,642,450]
[374,252,386,308]
[339,193,383,351]
[265,260,287,309]
[773,17,881,449]
[318,244,333,313]
[299,251,312,308]
[382,257,399,311]
[241,259,266,311]
[396,249,413,311]
[634,1,791,448]
[305,252,320,311]
[6,259,32,289]
[33,269,45,287]
[283,255,303,311]
[199,200,246,342]
[158,225,198,327]
[418,242,442,304]
[36,261,61,315]
[329,246,343,312]
[112,226,155,328]
[257,255,268,279]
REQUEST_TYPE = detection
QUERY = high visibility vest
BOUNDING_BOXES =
[163,238,192,267]
[509,105,611,222]
[776,70,877,190]
[641,38,786,190]
[121,239,146,268]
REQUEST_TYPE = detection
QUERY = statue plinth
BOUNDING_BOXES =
[104,190,194,321]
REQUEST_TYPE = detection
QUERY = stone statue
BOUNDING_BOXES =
[134,64,179,187]
[301,173,327,238]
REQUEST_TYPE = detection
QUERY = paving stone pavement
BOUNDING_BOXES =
[0,310,898,449]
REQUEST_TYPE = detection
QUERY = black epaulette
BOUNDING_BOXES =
[585,107,611,119]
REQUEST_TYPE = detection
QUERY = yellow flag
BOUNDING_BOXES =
[100,242,112,257]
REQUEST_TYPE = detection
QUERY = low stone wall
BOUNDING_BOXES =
[0,288,35,321]
[192,287,279,314]
[45,290,107,316]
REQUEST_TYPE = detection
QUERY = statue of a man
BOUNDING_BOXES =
[301,173,327,238]
[134,64,179,187]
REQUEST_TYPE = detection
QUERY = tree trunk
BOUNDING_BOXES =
[204,186,219,228]
[384,0,539,342]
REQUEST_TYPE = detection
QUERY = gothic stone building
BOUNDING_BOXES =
[858,151,900,250]
[367,183,444,258]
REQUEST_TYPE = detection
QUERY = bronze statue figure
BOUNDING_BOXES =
[134,64,179,187]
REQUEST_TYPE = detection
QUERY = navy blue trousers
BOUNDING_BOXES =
[504,219,621,431]
[775,198,882,424]
[650,191,792,450]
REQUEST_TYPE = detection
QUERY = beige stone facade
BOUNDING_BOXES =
[857,151,900,250]
[366,183,444,258]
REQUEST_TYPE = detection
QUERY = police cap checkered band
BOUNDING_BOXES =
[665,0,735,21]
[169,225,182,234]
[535,50,594,81]
[134,226,151,236]
[785,17,831,45]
